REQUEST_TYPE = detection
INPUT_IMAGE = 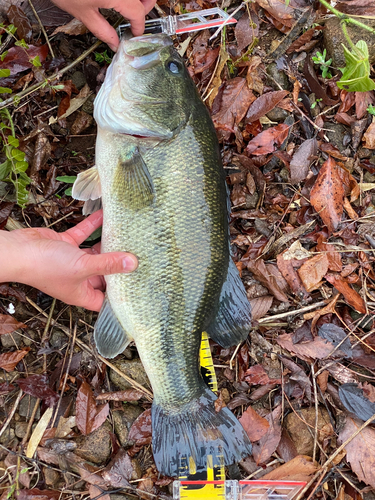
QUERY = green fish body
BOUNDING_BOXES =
[73,34,252,476]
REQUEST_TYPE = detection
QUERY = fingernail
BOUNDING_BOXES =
[122,255,138,272]
[109,43,117,52]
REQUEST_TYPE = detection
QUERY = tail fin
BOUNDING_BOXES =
[152,384,252,477]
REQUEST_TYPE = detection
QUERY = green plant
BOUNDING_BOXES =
[367,104,375,115]
[56,175,77,196]
[312,49,333,79]
[94,50,112,65]
[337,39,375,92]
[311,98,322,109]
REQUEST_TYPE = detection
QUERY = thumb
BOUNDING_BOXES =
[80,251,138,278]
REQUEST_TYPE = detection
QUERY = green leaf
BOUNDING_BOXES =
[367,104,375,115]
[0,87,12,94]
[11,148,25,161]
[56,175,77,183]
[7,136,19,147]
[1,51,8,62]
[0,69,10,77]
[14,171,30,208]
[15,39,29,49]
[64,187,73,196]
[7,24,17,35]
[85,226,102,242]
[16,160,29,172]
[30,55,41,67]
[0,159,11,180]
[338,40,375,92]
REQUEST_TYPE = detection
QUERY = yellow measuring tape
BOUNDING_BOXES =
[200,331,218,394]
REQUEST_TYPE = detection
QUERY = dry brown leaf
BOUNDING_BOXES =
[338,416,375,487]
[246,56,264,94]
[277,333,336,361]
[247,259,289,302]
[363,120,375,149]
[239,405,270,442]
[325,273,366,313]
[316,236,342,272]
[252,406,282,465]
[26,407,53,458]
[246,123,290,156]
[289,138,318,184]
[298,253,329,292]
[52,18,88,36]
[262,455,318,481]
[249,295,273,320]
[310,156,345,233]
[0,347,29,372]
[0,314,26,335]
[246,90,289,123]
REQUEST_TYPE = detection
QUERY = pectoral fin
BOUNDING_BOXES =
[206,259,252,348]
[72,166,102,215]
[94,297,133,358]
[114,148,155,210]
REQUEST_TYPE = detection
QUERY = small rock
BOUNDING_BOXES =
[19,395,40,419]
[71,71,86,90]
[109,358,150,391]
[43,466,61,488]
[324,17,375,68]
[0,427,15,445]
[266,62,290,91]
[113,405,144,447]
[50,329,67,349]
[285,407,332,456]
[75,422,112,464]
[245,192,259,209]
[15,421,29,439]
[266,107,289,122]
[23,330,36,347]
[324,122,348,152]
[82,94,95,115]
[1,331,22,348]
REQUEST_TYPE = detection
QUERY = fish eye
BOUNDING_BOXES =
[167,61,181,74]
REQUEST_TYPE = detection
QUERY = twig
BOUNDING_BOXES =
[311,363,319,463]
[209,2,246,41]
[26,297,153,400]
[318,0,375,35]
[257,300,327,323]
[0,390,23,439]
[42,298,56,373]
[295,412,375,500]
[28,0,55,58]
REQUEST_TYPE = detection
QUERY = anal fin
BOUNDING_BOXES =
[206,259,252,348]
[94,297,133,358]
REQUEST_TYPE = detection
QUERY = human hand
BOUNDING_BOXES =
[2,210,138,311]
[52,0,157,50]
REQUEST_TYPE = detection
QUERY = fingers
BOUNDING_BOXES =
[81,287,106,312]
[81,9,120,50]
[140,0,157,15]
[64,210,103,246]
[79,251,138,278]
[112,0,146,36]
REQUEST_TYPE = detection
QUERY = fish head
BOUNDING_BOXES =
[94,34,196,140]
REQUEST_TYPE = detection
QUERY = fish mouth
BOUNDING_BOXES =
[122,34,172,70]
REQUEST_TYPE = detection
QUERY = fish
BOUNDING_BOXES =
[72,34,252,477]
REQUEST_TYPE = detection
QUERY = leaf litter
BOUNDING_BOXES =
[1,0,375,498]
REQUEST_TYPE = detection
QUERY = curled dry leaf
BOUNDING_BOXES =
[339,383,375,421]
[298,253,329,292]
[310,156,345,233]
[243,364,282,386]
[212,77,255,133]
[316,235,342,272]
[52,18,88,36]
[76,380,109,435]
[338,416,375,488]
[246,123,290,156]
[363,120,375,149]
[262,455,318,482]
[0,313,26,335]
[289,138,318,184]
[325,273,366,313]
[7,5,32,42]
[277,333,337,362]
[249,295,273,320]
[247,259,289,302]
[252,406,282,465]
[0,347,29,372]
[239,405,270,442]
[246,90,289,124]
[254,0,294,26]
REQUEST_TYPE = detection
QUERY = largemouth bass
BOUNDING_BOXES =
[73,34,252,476]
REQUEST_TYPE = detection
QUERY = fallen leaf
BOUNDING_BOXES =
[128,409,152,447]
[243,364,282,386]
[0,347,29,371]
[304,57,337,106]
[286,26,322,54]
[310,156,345,233]
[289,138,318,184]
[363,120,375,149]
[102,448,139,487]
[49,84,92,124]
[246,56,264,94]
[207,45,229,107]
[247,259,289,302]
[7,5,32,42]
[89,485,110,500]
[336,0,375,16]
[339,383,375,421]
[96,389,144,402]
[17,374,59,407]
[276,252,309,301]
[17,489,61,500]
[0,314,26,335]
[338,416,375,488]
[318,324,352,358]
[235,11,259,52]
[52,18,88,36]
[281,356,312,401]
[70,110,93,135]
[246,90,289,123]
[192,31,219,74]
[76,380,110,435]
[212,77,255,133]
[252,406,282,465]
[262,455,318,481]
[356,91,374,119]
[246,123,290,155]
[325,273,366,313]
[316,235,342,272]
[277,333,337,361]
[249,295,273,320]
[0,45,48,75]
[254,0,294,26]
[239,405,270,442]
[298,253,329,292]
[26,407,53,458]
